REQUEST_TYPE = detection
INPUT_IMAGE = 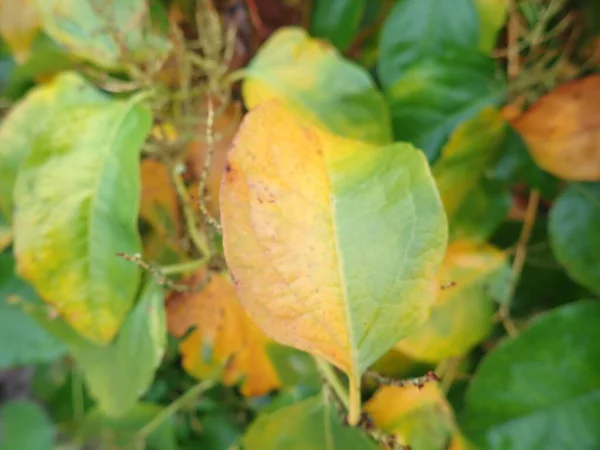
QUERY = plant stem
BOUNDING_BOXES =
[499,189,540,336]
[135,380,215,442]
[160,258,208,275]
[347,373,361,426]
[314,357,350,410]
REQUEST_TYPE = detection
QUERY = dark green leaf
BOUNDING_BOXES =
[493,128,560,199]
[243,393,379,450]
[549,183,600,295]
[0,71,106,223]
[378,0,479,83]
[461,300,600,450]
[309,0,366,51]
[266,343,321,389]
[378,0,505,160]
[13,88,151,343]
[0,400,54,450]
[382,52,505,160]
[0,251,65,368]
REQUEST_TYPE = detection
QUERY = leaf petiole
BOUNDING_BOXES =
[314,357,350,411]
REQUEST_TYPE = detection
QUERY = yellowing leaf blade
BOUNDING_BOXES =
[220,101,447,382]
[243,26,392,144]
[13,94,152,343]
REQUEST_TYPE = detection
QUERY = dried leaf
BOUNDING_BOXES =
[512,75,600,181]
[166,271,280,397]
[220,101,447,383]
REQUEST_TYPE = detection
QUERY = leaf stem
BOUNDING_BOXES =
[314,357,350,411]
[135,379,215,442]
[347,373,361,426]
[160,258,208,275]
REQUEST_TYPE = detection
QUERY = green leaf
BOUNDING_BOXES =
[0,251,65,368]
[0,71,106,223]
[80,403,177,450]
[474,0,508,52]
[309,0,366,51]
[13,92,151,344]
[0,400,55,450]
[549,183,600,295]
[378,0,480,81]
[378,0,505,160]
[461,300,600,450]
[243,393,379,449]
[266,343,321,389]
[449,178,511,244]
[493,127,560,199]
[35,0,170,69]
[433,108,507,230]
[33,279,166,417]
[242,26,392,144]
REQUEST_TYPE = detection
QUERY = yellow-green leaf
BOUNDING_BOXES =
[365,383,455,450]
[0,0,40,62]
[220,101,447,413]
[0,72,106,224]
[13,91,152,343]
[474,0,508,52]
[396,241,507,363]
[433,108,506,230]
[35,0,170,69]
[242,26,392,144]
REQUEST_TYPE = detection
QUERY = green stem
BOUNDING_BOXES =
[135,380,215,441]
[314,357,350,410]
[160,258,208,275]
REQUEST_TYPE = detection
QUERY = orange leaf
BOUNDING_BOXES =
[512,75,600,181]
[140,159,180,240]
[166,271,280,396]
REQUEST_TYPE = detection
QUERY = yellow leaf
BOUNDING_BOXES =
[140,159,181,240]
[396,241,507,363]
[166,271,280,397]
[0,0,40,63]
[365,383,455,450]
[219,99,447,423]
[512,75,600,181]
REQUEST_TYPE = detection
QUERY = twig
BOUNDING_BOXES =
[171,169,211,257]
[198,97,223,232]
[116,252,208,292]
[498,189,540,336]
[365,370,439,389]
[507,0,521,80]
